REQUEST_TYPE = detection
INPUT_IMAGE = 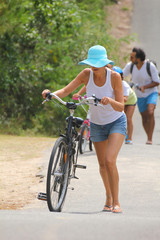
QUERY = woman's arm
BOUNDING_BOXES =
[123,96,128,102]
[72,86,86,99]
[42,69,90,99]
[122,81,130,102]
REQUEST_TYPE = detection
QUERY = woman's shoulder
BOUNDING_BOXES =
[82,68,91,75]
[80,68,91,78]
[111,70,121,80]
[77,68,91,85]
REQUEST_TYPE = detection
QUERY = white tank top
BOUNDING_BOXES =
[86,69,123,125]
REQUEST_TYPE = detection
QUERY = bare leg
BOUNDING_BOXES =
[124,105,136,140]
[140,110,149,135]
[93,133,125,208]
[93,139,112,206]
[140,104,156,142]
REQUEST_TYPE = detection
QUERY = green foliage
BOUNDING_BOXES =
[0,0,126,136]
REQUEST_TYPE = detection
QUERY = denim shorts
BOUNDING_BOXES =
[137,92,158,113]
[90,113,127,142]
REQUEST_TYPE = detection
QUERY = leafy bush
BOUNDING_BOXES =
[0,0,124,136]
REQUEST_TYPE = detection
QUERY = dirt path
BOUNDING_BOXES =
[0,0,134,211]
[0,135,55,209]
[106,0,133,39]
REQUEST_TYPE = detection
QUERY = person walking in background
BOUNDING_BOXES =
[112,66,137,144]
[42,45,127,213]
[123,47,159,145]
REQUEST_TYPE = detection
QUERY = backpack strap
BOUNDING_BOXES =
[130,63,134,74]
[146,60,151,77]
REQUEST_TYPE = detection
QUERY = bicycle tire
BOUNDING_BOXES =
[47,137,70,212]
[89,138,93,151]
[79,124,89,154]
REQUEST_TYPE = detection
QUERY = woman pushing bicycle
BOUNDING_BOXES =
[42,45,127,213]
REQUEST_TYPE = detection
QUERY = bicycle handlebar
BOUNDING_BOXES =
[42,92,103,109]
[134,83,141,91]
[72,95,87,100]
[128,82,141,91]
[72,94,101,104]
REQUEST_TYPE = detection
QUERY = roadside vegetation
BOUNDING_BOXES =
[0,0,130,136]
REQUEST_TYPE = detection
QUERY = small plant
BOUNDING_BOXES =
[122,6,129,11]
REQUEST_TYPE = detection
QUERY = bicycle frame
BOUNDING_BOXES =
[72,96,91,142]
[38,93,102,207]
[63,111,80,178]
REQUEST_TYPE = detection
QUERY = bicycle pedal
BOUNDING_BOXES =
[74,164,87,169]
[37,192,47,201]
[68,187,74,190]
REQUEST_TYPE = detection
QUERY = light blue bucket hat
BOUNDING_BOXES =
[79,45,114,68]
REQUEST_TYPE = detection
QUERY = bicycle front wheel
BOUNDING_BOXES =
[47,137,69,212]
[79,124,89,154]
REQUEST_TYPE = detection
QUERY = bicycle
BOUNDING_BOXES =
[38,93,102,212]
[73,96,93,154]
[127,81,141,91]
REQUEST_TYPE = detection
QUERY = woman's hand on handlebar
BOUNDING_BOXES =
[72,93,81,100]
[42,89,51,99]
[100,96,110,105]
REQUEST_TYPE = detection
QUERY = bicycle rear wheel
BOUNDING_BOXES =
[47,137,69,212]
[89,138,93,151]
[79,124,89,154]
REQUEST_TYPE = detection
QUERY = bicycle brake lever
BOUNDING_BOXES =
[92,94,101,105]
[42,99,49,104]
[42,92,52,104]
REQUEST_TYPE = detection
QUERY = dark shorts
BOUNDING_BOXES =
[90,113,127,142]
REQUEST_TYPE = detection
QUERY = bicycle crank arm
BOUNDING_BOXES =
[37,192,47,201]
[74,164,87,169]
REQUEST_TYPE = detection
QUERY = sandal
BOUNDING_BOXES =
[112,206,122,213]
[125,140,133,144]
[146,140,152,145]
[103,205,113,212]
